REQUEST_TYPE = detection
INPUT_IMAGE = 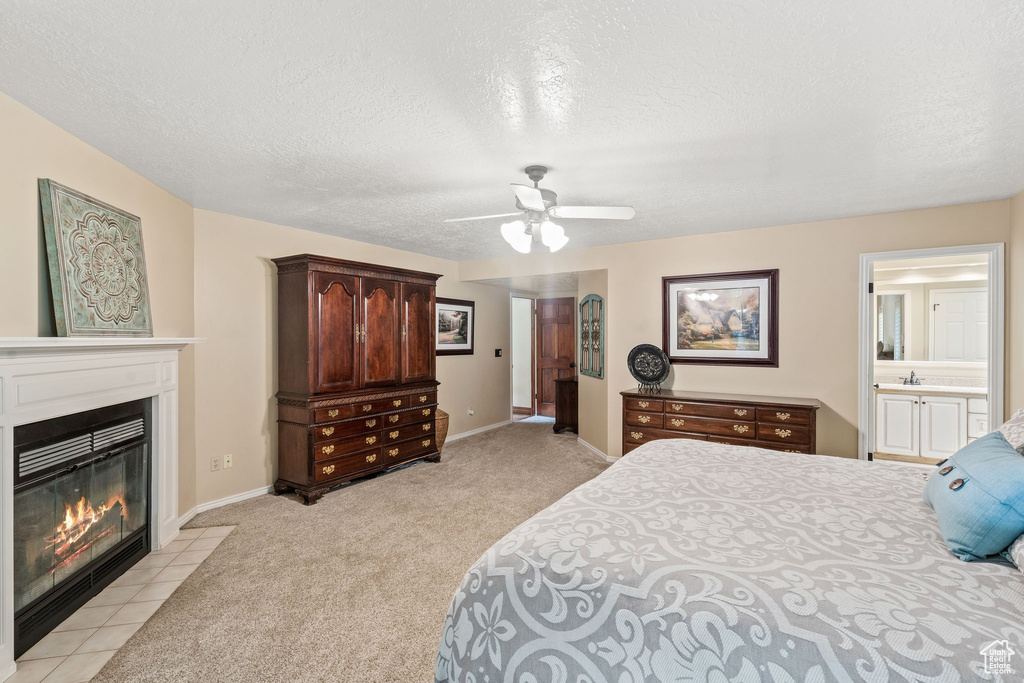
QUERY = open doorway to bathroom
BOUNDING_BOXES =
[511,297,535,419]
[858,244,1004,463]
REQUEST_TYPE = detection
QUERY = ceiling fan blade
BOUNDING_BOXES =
[442,212,523,223]
[548,205,636,220]
[511,184,546,211]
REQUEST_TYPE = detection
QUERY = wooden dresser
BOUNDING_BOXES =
[621,389,820,455]
[273,254,441,504]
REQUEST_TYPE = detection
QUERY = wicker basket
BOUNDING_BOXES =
[434,408,450,453]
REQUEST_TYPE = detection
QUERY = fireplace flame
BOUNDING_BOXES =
[46,495,127,572]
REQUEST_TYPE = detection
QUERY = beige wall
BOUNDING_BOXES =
[461,200,1012,459]
[577,270,609,454]
[0,93,198,514]
[1010,189,1024,414]
[192,210,510,505]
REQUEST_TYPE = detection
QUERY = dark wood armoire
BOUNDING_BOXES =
[272,254,441,504]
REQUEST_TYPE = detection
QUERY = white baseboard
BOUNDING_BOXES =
[577,437,618,462]
[177,484,274,529]
[446,420,512,442]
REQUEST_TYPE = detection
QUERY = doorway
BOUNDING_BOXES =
[511,297,534,418]
[510,295,577,419]
[858,244,1004,463]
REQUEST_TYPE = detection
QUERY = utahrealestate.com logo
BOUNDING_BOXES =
[981,639,1016,675]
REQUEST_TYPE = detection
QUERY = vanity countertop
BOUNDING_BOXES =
[874,383,987,398]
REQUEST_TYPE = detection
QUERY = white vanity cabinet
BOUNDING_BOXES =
[875,392,971,459]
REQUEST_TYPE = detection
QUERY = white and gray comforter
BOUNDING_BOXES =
[435,439,1024,682]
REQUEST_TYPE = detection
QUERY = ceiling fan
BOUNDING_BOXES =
[443,165,636,253]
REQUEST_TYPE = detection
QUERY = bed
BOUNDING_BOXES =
[435,439,1024,682]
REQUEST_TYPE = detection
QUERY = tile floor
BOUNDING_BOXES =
[9,526,234,683]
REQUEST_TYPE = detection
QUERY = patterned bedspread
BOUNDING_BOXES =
[435,439,1024,682]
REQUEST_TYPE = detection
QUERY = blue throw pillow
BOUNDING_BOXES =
[923,431,1024,561]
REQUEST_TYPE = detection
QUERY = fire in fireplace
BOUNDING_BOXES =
[13,400,151,657]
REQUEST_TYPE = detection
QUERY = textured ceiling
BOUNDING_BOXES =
[475,272,583,295]
[2,1,1024,260]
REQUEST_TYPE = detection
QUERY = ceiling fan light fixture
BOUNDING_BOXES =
[540,220,568,252]
[500,220,532,254]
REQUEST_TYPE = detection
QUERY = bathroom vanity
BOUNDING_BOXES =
[874,383,987,462]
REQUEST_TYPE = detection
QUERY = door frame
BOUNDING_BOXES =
[857,243,1004,460]
[510,296,536,417]
[927,286,987,362]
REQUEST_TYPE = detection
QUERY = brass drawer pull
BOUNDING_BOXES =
[328,409,339,418]
[734,409,747,417]
[389,430,399,439]
[670,403,684,411]
[775,429,792,439]
[388,448,399,457]
[638,400,650,409]
[366,453,377,463]
[630,431,643,440]
[365,436,377,445]
[422,423,431,431]
[419,395,427,403]
[321,445,335,456]
[422,439,431,447]
[670,418,685,427]
[322,464,335,475]
[362,404,373,412]
[638,415,650,424]
[393,400,402,407]
[389,415,400,423]
[733,425,749,434]
[365,419,377,427]
[776,412,791,421]
[422,409,431,416]
[321,426,335,437]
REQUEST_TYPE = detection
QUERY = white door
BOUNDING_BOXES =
[931,289,987,362]
[875,394,919,457]
[920,395,967,459]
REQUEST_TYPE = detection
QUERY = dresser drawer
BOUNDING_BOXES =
[384,435,435,463]
[623,426,707,445]
[624,410,664,428]
[665,401,756,421]
[314,449,381,482]
[314,405,354,423]
[710,435,810,454]
[756,423,811,446]
[673,415,757,439]
[624,397,663,412]
[312,416,382,442]
[383,406,435,427]
[385,420,434,442]
[314,431,385,461]
[756,408,811,426]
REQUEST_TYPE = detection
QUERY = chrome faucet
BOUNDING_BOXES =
[902,371,922,386]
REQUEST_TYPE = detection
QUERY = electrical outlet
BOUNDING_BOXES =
[468,408,475,416]
[210,456,221,472]
[224,454,233,469]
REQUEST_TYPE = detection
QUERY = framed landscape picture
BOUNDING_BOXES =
[662,269,778,366]
[436,297,474,356]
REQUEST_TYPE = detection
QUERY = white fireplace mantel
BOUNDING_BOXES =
[0,337,199,679]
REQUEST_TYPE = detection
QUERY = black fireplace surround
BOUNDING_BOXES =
[13,399,151,657]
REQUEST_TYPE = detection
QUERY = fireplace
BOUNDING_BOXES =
[13,399,151,657]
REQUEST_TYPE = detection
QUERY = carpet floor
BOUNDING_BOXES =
[93,423,609,682]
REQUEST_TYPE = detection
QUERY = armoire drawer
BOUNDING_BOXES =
[409,390,437,407]
[314,405,354,423]
[384,435,435,463]
[385,420,433,443]
[314,449,381,482]
[312,416,381,442]
[383,406,434,427]
[314,432,385,461]
[352,397,403,415]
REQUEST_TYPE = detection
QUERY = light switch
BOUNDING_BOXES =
[495,349,502,357]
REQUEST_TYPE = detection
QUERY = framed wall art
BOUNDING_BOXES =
[38,179,154,337]
[579,294,604,378]
[436,297,474,355]
[662,269,778,366]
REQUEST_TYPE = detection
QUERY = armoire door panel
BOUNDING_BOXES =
[401,283,435,383]
[361,277,401,387]
[314,272,360,393]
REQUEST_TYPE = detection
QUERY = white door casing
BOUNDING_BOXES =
[875,393,919,457]
[919,395,968,459]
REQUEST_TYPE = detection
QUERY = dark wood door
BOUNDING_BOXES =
[313,272,360,393]
[536,297,575,417]
[360,278,401,387]
[400,283,435,383]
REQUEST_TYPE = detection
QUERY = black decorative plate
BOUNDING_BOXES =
[627,344,670,385]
